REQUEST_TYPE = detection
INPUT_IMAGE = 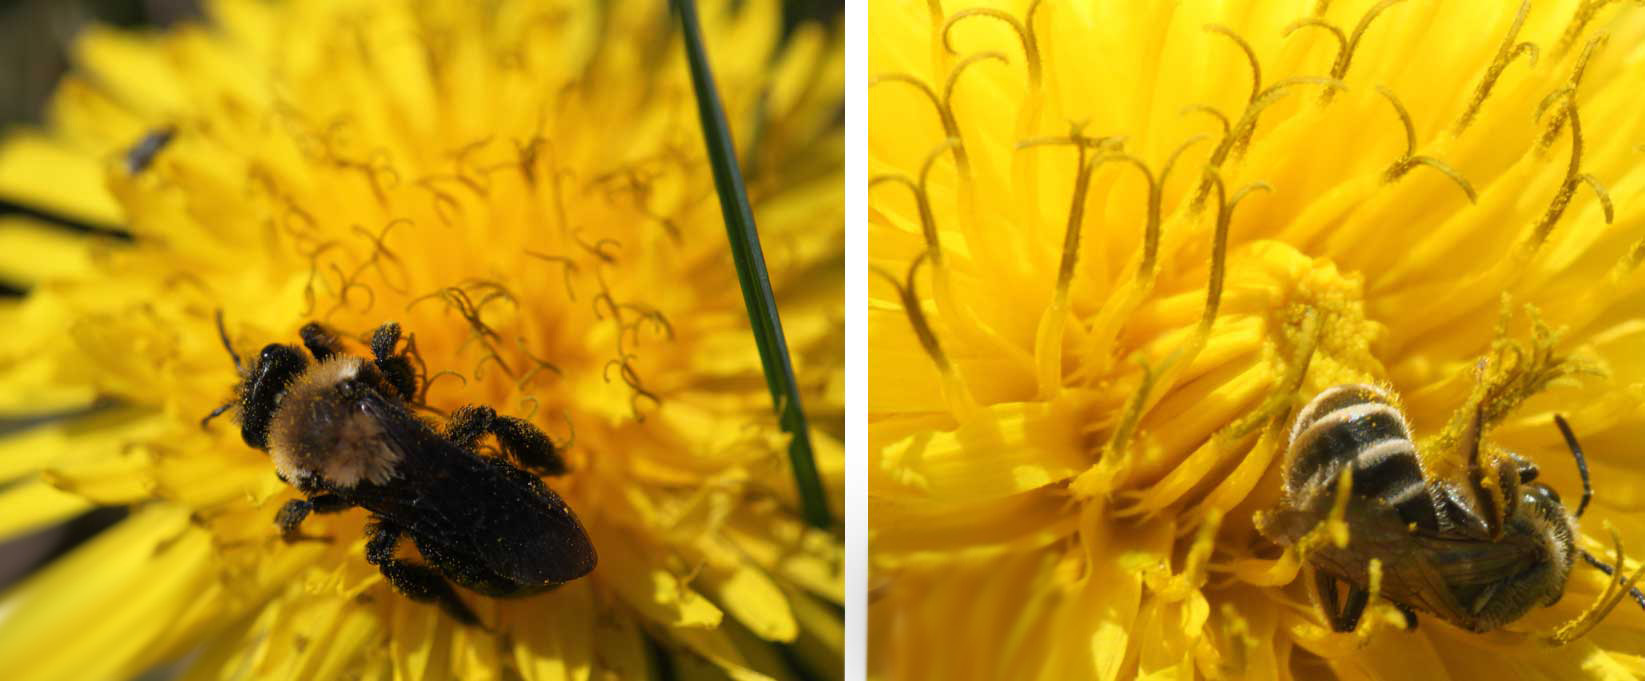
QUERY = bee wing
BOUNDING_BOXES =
[477,468,597,584]
[1413,533,1537,586]
[1385,533,1540,623]
[353,395,597,585]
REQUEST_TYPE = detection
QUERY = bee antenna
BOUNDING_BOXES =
[1578,550,1645,612]
[1553,414,1592,517]
[215,309,244,373]
[200,399,235,429]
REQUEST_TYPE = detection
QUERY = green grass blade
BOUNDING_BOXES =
[671,0,832,529]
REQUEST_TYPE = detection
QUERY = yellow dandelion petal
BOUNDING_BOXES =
[0,509,216,681]
[0,1,841,679]
[0,133,123,227]
[0,216,104,287]
[873,0,1645,677]
[0,477,93,540]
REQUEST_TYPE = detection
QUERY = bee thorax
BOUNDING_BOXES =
[267,357,402,488]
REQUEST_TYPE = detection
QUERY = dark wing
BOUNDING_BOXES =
[1377,531,1540,628]
[347,393,596,585]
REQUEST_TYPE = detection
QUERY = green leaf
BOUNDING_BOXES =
[671,0,832,529]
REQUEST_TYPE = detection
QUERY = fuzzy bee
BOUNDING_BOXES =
[205,314,596,624]
[1259,383,1641,633]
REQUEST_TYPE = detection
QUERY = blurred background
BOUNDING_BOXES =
[0,0,202,129]
[0,0,842,128]
[0,0,203,607]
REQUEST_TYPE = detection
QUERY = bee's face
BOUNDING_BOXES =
[239,343,308,450]
[1520,482,1579,607]
[1453,481,1578,627]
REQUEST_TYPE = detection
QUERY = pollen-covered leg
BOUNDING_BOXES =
[367,322,417,401]
[274,494,354,542]
[366,519,479,625]
[299,322,343,361]
[445,405,567,476]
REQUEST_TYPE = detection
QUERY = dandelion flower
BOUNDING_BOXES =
[869,0,1645,678]
[0,1,843,679]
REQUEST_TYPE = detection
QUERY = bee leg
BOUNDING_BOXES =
[298,322,343,361]
[489,415,565,476]
[1578,551,1645,611]
[1314,571,1370,632]
[1553,414,1593,518]
[445,405,567,476]
[1338,586,1370,632]
[409,531,519,598]
[368,322,418,401]
[366,520,479,625]
[444,405,493,449]
[274,494,353,543]
[1394,603,1418,631]
[1314,571,1343,630]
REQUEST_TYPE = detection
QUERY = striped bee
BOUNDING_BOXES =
[1259,384,1640,633]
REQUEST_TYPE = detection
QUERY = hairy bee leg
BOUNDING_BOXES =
[490,415,566,476]
[299,322,343,362]
[366,520,479,625]
[367,322,417,401]
[378,357,417,401]
[274,495,353,543]
[408,529,521,597]
[446,405,567,476]
[444,405,492,449]
[368,321,401,359]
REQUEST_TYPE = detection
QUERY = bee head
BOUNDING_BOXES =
[239,343,309,450]
[1516,481,1579,607]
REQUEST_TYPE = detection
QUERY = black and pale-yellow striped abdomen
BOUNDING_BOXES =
[1284,384,1439,532]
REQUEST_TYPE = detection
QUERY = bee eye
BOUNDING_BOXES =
[1524,483,1561,508]
[257,344,286,365]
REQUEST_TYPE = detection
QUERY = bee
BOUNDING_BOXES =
[1258,383,1642,633]
[204,313,596,624]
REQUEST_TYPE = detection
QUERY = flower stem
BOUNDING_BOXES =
[671,0,832,529]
